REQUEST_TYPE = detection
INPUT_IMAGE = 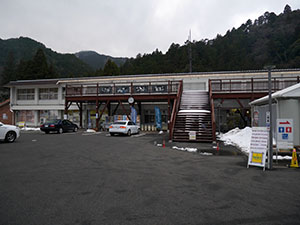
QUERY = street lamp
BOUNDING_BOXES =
[264,65,276,170]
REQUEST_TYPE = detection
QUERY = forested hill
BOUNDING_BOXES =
[75,51,127,70]
[120,5,300,75]
[0,37,93,78]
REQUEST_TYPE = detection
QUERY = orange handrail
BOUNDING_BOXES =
[169,80,183,140]
[209,79,216,141]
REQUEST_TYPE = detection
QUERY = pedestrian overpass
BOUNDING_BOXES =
[60,69,300,143]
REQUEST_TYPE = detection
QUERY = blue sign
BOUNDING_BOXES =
[155,107,162,130]
[282,134,288,139]
[130,107,137,124]
[278,127,284,133]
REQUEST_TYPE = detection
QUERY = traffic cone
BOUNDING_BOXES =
[216,142,219,151]
[163,139,166,148]
[290,148,299,168]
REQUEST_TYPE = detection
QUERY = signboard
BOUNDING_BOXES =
[155,107,162,130]
[247,127,269,170]
[2,113,8,120]
[277,119,293,149]
[130,106,137,124]
[189,131,196,140]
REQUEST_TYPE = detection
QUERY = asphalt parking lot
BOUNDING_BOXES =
[0,130,300,225]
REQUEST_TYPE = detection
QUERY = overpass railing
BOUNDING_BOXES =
[66,81,181,97]
[169,80,183,141]
[210,76,300,93]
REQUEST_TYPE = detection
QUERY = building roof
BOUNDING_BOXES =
[250,82,300,105]
[5,79,59,87]
[56,68,300,85]
[4,68,300,86]
[0,99,10,107]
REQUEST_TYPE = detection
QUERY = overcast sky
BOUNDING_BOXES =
[1,0,300,57]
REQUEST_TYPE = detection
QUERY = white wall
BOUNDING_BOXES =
[278,99,300,146]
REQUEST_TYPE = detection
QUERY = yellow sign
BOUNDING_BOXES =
[290,148,299,168]
[251,152,263,164]
[247,127,268,170]
[18,121,25,128]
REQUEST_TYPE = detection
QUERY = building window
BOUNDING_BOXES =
[62,87,66,99]
[16,110,34,124]
[39,88,58,100]
[17,89,35,100]
[39,110,59,123]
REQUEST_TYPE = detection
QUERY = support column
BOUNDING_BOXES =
[80,102,83,128]
[119,100,131,121]
[108,101,111,116]
[138,102,142,124]
[168,98,171,131]
[96,100,99,131]
[64,100,69,119]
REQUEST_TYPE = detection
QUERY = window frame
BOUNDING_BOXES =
[39,88,58,100]
[17,88,35,100]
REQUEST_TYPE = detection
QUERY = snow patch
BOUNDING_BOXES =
[172,146,197,153]
[85,129,96,133]
[273,155,292,160]
[219,127,291,159]
[21,127,41,131]
[218,127,252,153]
[200,152,213,156]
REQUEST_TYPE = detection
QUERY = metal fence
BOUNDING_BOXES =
[210,76,300,93]
[66,81,181,97]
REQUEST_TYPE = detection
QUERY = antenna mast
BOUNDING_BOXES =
[189,29,192,73]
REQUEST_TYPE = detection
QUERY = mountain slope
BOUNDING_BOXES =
[0,37,93,78]
[120,6,300,75]
[75,51,127,70]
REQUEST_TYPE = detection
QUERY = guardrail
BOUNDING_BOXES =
[169,80,183,141]
[210,76,300,93]
[66,81,181,97]
[209,81,216,141]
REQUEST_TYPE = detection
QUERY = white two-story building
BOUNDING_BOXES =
[6,69,300,130]
[7,79,78,126]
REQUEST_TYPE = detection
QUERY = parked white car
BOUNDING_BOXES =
[109,120,140,136]
[0,122,20,143]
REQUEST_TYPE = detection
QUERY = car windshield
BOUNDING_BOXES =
[46,119,60,124]
[113,122,126,125]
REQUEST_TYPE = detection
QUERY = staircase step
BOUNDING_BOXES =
[172,90,213,143]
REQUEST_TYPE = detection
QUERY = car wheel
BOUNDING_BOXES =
[73,127,78,132]
[5,131,16,143]
[110,133,114,136]
[58,128,63,134]
[127,129,131,136]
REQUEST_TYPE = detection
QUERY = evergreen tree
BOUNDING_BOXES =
[103,59,120,76]
[14,49,57,80]
[284,4,292,14]
[1,51,17,85]
[32,48,49,79]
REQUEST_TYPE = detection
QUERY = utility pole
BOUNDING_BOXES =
[189,29,192,73]
[264,65,276,169]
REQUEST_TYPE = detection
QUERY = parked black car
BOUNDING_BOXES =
[40,119,78,134]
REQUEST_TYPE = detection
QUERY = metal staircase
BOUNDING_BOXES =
[172,90,214,142]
